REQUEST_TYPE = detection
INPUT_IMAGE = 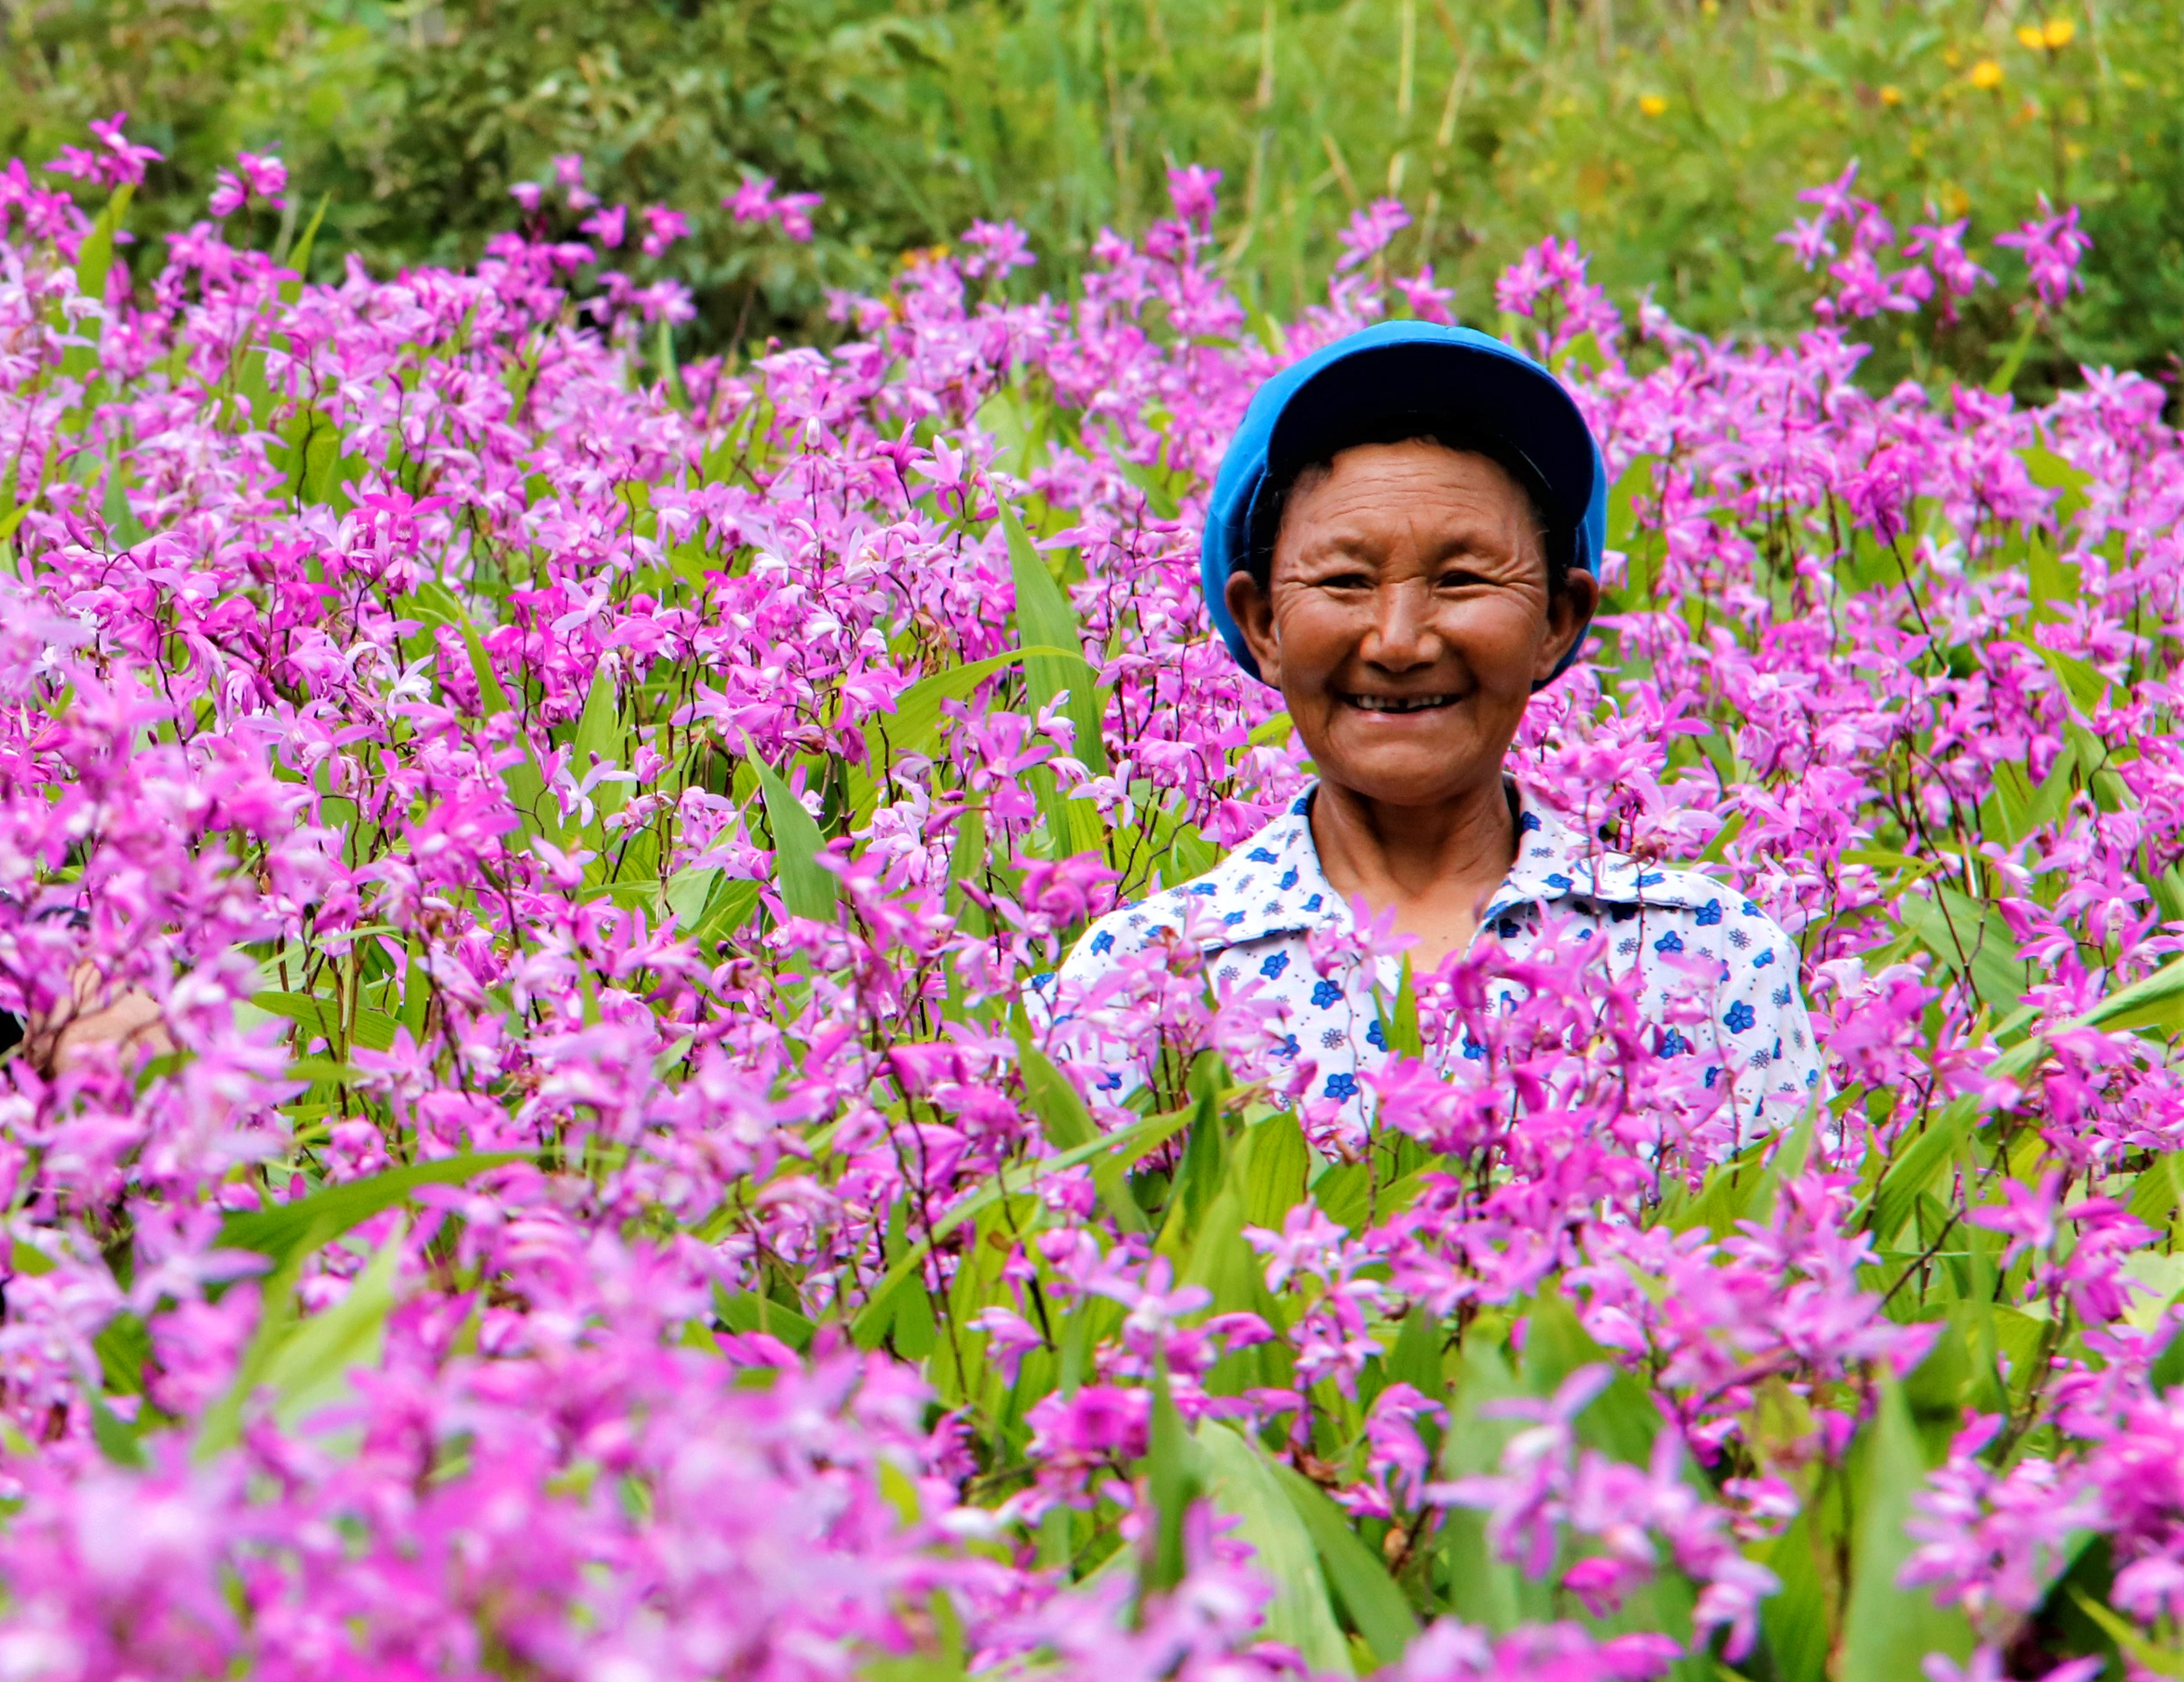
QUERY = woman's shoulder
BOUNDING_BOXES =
[1061,800,1321,978]
[1515,795,1760,924]
[1528,828,1803,972]
[1064,887,1196,971]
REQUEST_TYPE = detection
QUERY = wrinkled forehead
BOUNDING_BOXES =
[1273,438,1550,565]
[1286,435,1541,510]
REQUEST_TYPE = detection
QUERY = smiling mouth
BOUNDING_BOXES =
[1343,693,1460,714]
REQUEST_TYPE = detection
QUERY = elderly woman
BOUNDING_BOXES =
[1055,322,1822,1147]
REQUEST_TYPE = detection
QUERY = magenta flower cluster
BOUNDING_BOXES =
[0,116,2179,1681]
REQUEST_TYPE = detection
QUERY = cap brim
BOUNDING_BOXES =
[1261,338,1599,541]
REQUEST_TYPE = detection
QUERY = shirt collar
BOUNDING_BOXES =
[1175,779,1717,951]
[1495,788,1723,916]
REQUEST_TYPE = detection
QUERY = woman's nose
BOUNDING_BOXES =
[1362,580,1440,669]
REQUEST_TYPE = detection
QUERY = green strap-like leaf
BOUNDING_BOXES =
[1837,1381,1978,1681]
[1142,1360,1201,1598]
[858,645,1085,823]
[1756,1510,1830,1682]
[744,739,840,923]
[1258,1442,1419,1667]
[252,988,398,1055]
[1017,1032,1148,1234]
[1196,1424,1359,1674]
[61,183,135,383]
[1868,1110,1966,1246]
[714,1287,816,1352]
[276,192,330,288]
[1381,957,1423,1060]
[216,1151,528,1273]
[1985,312,2041,396]
[2080,951,2184,1036]
[662,865,722,927]
[850,1105,1193,1349]
[569,664,628,823]
[197,1236,402,1460]
[1002,508,1110,777]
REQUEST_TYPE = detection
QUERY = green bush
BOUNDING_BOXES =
[6,0,2179,391]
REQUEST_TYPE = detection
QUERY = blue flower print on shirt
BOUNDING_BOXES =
[1051,780,1825,1140]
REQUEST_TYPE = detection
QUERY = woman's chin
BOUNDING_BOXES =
[1318,738,1493,807]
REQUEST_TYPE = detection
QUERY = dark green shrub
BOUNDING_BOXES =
[6,0,2178,391]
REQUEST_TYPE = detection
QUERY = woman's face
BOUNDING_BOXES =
[1224,438,1596,811]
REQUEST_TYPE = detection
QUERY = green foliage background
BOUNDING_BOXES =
[4,0,2178,387]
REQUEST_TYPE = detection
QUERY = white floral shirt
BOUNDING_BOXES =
[1049,780,1824,1148]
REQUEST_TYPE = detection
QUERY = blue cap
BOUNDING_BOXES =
[1199,320,1608,686]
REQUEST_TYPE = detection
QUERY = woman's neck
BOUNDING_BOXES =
[1307,775,1518,971]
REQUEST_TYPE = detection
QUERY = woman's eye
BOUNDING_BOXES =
[1320,571,1372,590]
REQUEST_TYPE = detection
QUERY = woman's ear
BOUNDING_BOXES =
[1225,569,1283,688]
[1534,567,1601,682]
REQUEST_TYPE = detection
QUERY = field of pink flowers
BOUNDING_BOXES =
[3,117,2184,1681]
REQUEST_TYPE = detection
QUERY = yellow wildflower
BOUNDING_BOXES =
[2043,17,2076,47]
[1638,93,1669,117]
[1880,83,1904,105]
[1970,58,2005,89]
[2016,23,2046,49]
